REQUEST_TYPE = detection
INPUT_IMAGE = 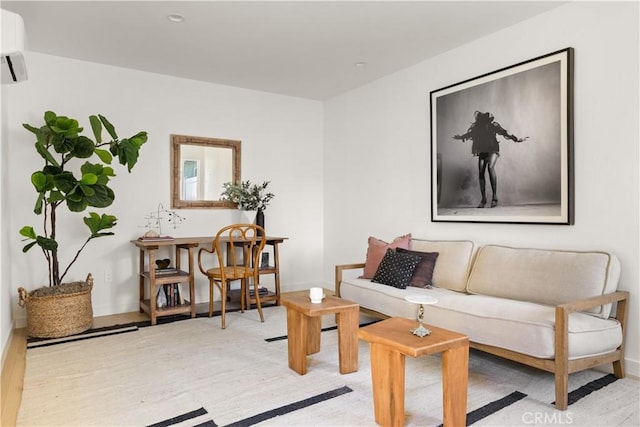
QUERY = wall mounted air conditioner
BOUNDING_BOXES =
[1,9,28,83]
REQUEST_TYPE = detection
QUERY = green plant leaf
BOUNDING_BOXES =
[36,235,58,251]
[19,226,36,239]
[118,138,142,172]
[31,172,47,192]
[84,212,117,236]
[44,111,57,125]
[51,116,81,138]
[89,115,102,144]
[53,172,77,194]
[66,197,88,212]
[33,193,44,215]
[79,184,96,197]
[71,136,95,158]
[47,191,64,203]
[80,173,98,185]
[84,185,114,208]
[128,131,148,148]
[34,140,59,166]
[22,241,38,253]
[94,148,112,164]
[23,123,41,135]
[99,115,118,140]
[66,187,84,203]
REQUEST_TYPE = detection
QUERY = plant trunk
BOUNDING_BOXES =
[50,203,60,286]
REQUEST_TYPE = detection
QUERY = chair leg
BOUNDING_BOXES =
[220,281,227,329]
[240,279,245,313]
[253,278,264,322]
[208,278,214,318]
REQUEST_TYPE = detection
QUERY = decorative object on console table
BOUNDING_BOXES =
[430,47,573,225]
[220,180,274,235]
[139,203,185,239]
[18,111,147,338]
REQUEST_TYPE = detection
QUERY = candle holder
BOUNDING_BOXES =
[404,295,438,337]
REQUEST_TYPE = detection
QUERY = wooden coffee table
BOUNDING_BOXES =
[358,317,469,427]
[281,293,359,375]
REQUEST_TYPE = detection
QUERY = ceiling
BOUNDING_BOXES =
[2,1,566,100]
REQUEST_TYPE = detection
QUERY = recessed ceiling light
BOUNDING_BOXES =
[354,62,368,68]
[167,14,185,23]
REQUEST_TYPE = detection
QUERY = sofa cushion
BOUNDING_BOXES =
[371,249,421,289]
[466,245,621,318]
[339,279,623,359]
[397,248,439,288]
[362,233,411,279]
[409,239,474,292]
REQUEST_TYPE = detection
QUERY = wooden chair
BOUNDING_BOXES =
[197,224,267,329]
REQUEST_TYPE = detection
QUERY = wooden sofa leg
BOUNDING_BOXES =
[555,370,569,410]
[613,360,625,378]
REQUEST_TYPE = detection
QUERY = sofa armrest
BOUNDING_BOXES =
[555,290,629,374]
[335,263,365,297]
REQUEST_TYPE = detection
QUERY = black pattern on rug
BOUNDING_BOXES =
[264,319,380,342]
[26,306,259,348]
[26,325,140,349]
[555,373,619,406]
[146,407,214,427]
[223,386,353,427]
[458,391,527,426]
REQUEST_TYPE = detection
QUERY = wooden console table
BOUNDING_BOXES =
[131,235,287,325]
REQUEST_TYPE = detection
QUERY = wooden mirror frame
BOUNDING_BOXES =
[171,134,241,209]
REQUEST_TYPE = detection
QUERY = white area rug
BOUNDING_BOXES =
[18,306,639,426]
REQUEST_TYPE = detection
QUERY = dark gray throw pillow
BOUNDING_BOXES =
[397,248,439,288]
[372,248,421,289]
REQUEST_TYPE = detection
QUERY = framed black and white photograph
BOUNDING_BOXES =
[430,48,574,224]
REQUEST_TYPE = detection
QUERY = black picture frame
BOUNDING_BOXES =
[430,48,574,225]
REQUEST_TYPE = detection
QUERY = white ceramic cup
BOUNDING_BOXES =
[309,287,324,303]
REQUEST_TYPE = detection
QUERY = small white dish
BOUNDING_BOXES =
[310,294,326,304]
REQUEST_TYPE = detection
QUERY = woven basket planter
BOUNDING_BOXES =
[18,274,94,338]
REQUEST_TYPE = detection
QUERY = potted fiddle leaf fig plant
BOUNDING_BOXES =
[17,110,147,338]
[221,180,274,233]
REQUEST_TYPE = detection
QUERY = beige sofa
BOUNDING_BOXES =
[335,239,629,410]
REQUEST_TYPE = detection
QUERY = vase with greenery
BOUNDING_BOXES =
[220,180,274,232]
[17,110,147,337]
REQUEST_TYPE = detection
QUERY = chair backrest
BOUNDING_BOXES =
[213,224,267,280]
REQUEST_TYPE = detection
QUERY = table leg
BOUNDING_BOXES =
[307,316,322,355]
[442,343,469,427]
[286,308,309,375]
[337,307,358,374]
[369,342,406,427]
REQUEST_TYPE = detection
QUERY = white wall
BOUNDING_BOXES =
[324,1,639,376]
[1,73,12,362]
[5,52,324,328]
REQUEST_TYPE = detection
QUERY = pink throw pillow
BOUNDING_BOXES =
[362,233,412,279]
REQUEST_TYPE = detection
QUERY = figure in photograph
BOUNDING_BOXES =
[453,111,528,208]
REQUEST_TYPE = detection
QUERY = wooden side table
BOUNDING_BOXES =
[281,294,359,375]
[131,238,199,325]
[358,317,469,427]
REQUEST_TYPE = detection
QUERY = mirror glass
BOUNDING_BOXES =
[171,134,241,208]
